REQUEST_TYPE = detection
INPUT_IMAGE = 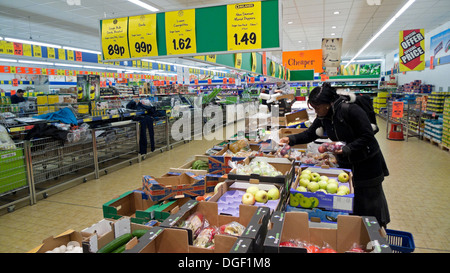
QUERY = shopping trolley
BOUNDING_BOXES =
[386,229,415,253]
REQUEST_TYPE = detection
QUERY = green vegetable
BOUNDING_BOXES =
[111,244,126,253]
[192,160,208,170]
[132,229,148,238]
[97,233,133,253]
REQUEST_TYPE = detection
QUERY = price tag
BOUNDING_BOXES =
[3,41,14,55]
[47,47,56,59]
[75,51,82,61]
[165,9,197,55]
[67,50,74,61]
[235,53,242,69]
[227,2,262,51]
[23,44,32,57]
[33,45,42,58]
[101,17,130,60]
[13,43,23,56]
[58,48,66,60]
[128,14,158,58]
[206,54,216,63]
[251,52,257,72]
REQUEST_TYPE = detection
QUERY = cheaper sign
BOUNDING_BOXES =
[282,49,322,73]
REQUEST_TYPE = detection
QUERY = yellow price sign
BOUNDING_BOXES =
[58,48,66,60]
[235,53,242,69]
[101,17,130,60]
[67,50,74,61]
[165,9,197,55]
[128,14,158,58]
[227,2,262,51]
[33,45,42,57]
[47,47,56,59]
[23,44,32,57]
[206,54,216,63]
[251,52,257,72]
[3,41,14,55]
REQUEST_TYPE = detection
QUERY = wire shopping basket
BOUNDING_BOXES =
[386,229,415,253]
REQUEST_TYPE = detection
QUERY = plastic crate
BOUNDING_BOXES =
[386,229,415,253]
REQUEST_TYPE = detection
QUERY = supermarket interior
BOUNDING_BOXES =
[0,0,449,255]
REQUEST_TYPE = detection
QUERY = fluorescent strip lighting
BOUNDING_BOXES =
[18,60,54,65]
[83,65,106,70]
[127,0,159,12]
[345,0,415,68]
[0,36,3,40]
[355,59,382,63]
[0,58,17,62]
[54,63,82,68]
[5,37,61,48]
[63,46,101,55]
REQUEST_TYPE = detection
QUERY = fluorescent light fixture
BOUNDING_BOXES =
[298,40,302,43]
[5,37,61,48]
[0,36,3,40]
[63,46,101,55]
[54,63,82,68]
[18,60,54,65]
[331,33,336,36]
[332,26,337,29]
[287,21,293,25]
[127,0,159,12]
[0,58,17,62]
[333,11,340,15]
[83,65,106,70]
[345,0,415,68]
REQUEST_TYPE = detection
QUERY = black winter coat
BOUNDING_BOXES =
[288,96,389,188]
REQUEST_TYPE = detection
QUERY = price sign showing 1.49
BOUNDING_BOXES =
[165,9,197,55]
[101,17,130,60]
[128,14,158,58]
[227,2,262,51]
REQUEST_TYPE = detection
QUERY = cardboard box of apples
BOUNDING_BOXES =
[289,165,354,213]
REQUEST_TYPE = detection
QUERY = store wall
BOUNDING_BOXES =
[384,21,450,91]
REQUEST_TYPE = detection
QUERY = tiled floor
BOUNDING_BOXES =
[0,118,449,253]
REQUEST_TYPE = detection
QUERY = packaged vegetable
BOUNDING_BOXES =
[219,221,246,236]
[179,212,206,238]
[193,226,218,249]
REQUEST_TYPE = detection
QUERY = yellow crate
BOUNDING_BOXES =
[78,105,89,114]
[47,95,59,105]
[36,95,48,105]
[37,106,49,115]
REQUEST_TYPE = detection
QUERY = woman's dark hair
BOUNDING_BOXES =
[308,82,339,106]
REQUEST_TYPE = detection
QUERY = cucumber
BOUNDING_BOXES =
[97,233,133,253]
[132,229,148,238]
[111,244,126,253]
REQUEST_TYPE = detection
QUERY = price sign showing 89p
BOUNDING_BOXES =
[101,17,130,60]
[227,1,262,51]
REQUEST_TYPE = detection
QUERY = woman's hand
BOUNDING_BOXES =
[279,137,290,146]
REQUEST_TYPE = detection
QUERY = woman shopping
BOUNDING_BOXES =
[279,83,390,228]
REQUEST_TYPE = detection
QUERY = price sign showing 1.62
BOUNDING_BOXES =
[227,2,262,51]
[165,9,197,55]
[101,17,130,60]
[128,14,158,58]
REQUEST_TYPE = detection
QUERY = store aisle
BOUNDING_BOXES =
[0,118,449,253]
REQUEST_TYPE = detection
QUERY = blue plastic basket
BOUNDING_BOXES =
[386,229,415,253]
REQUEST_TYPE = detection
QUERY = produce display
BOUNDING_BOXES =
[241,185,280,205]
[299,152,338,167]
[97,229,148,253]
[233,160,283,177]
[44,241,82,253]
[317,142,345,153]
[192,159,209,170]
[279,240,365,253]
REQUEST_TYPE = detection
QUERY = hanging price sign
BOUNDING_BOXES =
[227,1,262,51]
[23,44,32,57]
[101,17,130,60]
[128,14,158,58]
[58,48,66,60]
[47,47,56,59]
[33,45,42,58]
[165,9,197,55]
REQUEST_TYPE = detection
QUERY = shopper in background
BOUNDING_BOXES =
[10,89,26,104]
[279,83,390,228]
[271,81,291,94]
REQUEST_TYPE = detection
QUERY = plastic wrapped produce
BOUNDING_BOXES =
[193,226,218,249]
[219,221,246,236]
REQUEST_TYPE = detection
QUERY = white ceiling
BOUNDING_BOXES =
[0,0,449,65]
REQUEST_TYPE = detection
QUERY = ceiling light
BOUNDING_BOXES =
[63,46,101,55]
[298,41,302,43]
[287,21,293,24]
[5,37,61,48]
[331,33,336,36]
[54,63,83,68]
[345,0,416,68]
[333,11,340,15]
[19,60,54,65]
[0,58,17,62]
[127,0,159,12]
[0,36,3,40]
[83,65,106,70]
[332,26,337,29]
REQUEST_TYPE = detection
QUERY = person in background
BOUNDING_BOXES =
[279,83,390,228]
[271,81,291,94]
[10,89,26,104]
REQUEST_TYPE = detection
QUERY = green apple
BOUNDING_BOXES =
[326,183,338,194]
[338,172,349,183]
[267,187,280,200]
[319,175,329,182]
[242,192,255,205]
[327,179,339,187]
[289,194,300,207]
[310,172,321,182]
[255,190,269,203]
[336,190,347,196]
[296,186,307,192]
[309,197,319,208]
[299,178,310,188]
[301,169,311,175]
[307,181,319,192]
[338,185,350,195]
[318,180,328,190]
[246,185,259,196]
[299,197,312,208]
[300,173,311,181]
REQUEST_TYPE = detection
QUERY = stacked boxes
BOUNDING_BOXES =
[373,91,389,114]
[416,95,428,111]
[424,119,443,143]
[426,92,450,114]
[443,97,450,148]
[399,80,433,94]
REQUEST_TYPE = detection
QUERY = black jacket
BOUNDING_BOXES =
[288,96,389,188]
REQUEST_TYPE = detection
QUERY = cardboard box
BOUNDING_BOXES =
[279,128,307,149]
[81,216,155,253]
[205,173,227,193]
[142,172,205,202]
[227,157,295,191]
[123,226,252,253]
[102,189,156,223]
[160,200,270,252]
[263,211,391,253]
[284,109,309,127]
[208,146,247,175]
[290,165,354,213]
[170,155,210,176]
[209,179,286,217]
[28,229,83,253]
